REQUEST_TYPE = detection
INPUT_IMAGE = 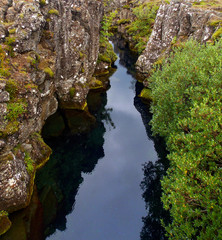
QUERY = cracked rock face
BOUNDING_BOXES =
[136,0,222,75]
[0,0,103,221]
[0,152,30,213]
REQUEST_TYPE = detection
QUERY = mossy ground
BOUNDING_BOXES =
[192,0,222,9]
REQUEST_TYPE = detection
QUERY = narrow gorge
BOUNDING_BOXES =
[0,0,221,239]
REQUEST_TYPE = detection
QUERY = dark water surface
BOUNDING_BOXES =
[45,47,159,240]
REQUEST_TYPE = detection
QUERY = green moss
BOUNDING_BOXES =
[44,67,54,78]
[69,87,76,98]
[48,9,59,16]
[212,27,222,40]
[117,19,131,25]
[24,152,35,174]
[19,13,24,19]
[123,5,130,9]
[79,51,85,59]
[139,88,153,102]
[8,28,16,34]
[208,19,222,27]
[4,37,16,57]
[5,79,18,99]
[98,54,112,63]
[192,0,222,9]
[154,55,165,66]
[40,0,46,6]
[0,120,19,136]
[24,83,38,90]
[6,102,27,121]
[42,30,54,40]
[27,56,38,67]
[97,40,117,65]
[90,79,104,90]
[0,211,11,236]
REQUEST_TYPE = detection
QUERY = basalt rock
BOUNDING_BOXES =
[0,0,104,232]
[136,0,222,76]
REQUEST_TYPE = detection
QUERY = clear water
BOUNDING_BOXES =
[43,49,158,240]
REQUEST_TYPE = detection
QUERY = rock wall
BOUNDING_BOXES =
[0,0,104,227]
[136,0,222,76]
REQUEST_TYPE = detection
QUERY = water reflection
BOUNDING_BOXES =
[116,41,171,239]
[36,91,111,238]
[134,84,170,239]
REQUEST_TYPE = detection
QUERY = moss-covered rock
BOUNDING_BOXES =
[0,212,11,236]
[139,88,153,103]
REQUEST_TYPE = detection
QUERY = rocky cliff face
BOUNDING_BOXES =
[136,0,222,76]
[0,0,104,231]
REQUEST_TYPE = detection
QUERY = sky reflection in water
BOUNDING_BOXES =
[48,53,158,240]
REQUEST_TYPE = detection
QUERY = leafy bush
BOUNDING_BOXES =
[126,2,159,53]
[100,10,118,41]
[149,39,222,239]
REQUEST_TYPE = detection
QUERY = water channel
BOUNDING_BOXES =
[1,43,169,240]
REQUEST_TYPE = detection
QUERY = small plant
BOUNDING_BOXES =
[100,10,118,41]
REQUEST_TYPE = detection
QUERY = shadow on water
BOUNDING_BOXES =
[134,83,170,240]
[36,91,114,238]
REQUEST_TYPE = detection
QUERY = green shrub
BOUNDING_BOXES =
[100,10,118,41]
[149,39,222,239]
[126,2,159,54]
